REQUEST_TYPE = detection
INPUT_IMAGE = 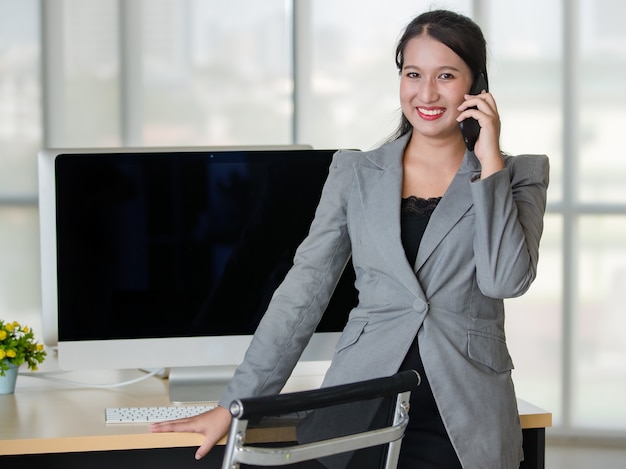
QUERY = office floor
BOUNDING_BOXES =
[545,442,626,468]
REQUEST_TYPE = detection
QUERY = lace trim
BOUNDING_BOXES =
[401,196,442,217]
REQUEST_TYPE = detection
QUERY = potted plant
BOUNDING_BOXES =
[0,319,47,394]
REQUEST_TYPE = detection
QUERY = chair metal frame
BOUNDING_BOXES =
[221,369,420,469]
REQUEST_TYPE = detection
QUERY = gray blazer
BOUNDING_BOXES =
[219,132,549,469]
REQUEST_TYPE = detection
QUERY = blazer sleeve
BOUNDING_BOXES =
[217,151,356,408]
[470,154,550,298]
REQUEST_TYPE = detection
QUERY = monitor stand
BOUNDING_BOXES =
[167,365,237,404]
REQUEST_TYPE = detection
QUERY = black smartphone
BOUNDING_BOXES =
[459,72,488,152]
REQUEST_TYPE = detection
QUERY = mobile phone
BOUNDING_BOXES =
[459,72,488,152]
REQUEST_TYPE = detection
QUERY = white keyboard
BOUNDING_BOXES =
[105,404,215,423]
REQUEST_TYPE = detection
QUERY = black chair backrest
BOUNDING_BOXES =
[222,369,420,469]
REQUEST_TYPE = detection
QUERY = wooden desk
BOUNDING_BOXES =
[0,366,551,467]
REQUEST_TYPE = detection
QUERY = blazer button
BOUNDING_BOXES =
[413,298,428,313]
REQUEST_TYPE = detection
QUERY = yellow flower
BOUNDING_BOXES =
[0,320,47,375]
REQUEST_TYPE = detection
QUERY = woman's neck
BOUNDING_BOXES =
[401,134,466,199]
[404,132,467,164]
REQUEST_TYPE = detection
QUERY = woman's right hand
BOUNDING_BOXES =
[149,404,232,460]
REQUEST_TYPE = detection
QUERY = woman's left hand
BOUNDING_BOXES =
[457,90,504,178]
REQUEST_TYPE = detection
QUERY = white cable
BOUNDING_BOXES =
[18,368,167,388]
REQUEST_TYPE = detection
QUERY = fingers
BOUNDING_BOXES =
[148,405,232,460]
[456,90,503,168]
[456,91,501,140]
[195,407,233,459]
[195,432,223,460]
[149,418,216,460]
[457,91,497,118]
[149,418,195,433]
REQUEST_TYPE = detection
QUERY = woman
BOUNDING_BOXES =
[150,9,549,468]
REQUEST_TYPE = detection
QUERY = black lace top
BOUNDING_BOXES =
[398,195,462,467]
[400,196,441,266]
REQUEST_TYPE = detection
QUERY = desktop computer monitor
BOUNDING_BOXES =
[38,146,358,402]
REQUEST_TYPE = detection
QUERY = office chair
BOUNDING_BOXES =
[221,369,420,469]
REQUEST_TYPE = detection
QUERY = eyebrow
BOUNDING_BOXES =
[402,65,463,73]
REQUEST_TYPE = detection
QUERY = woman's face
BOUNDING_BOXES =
[399,35,474,143]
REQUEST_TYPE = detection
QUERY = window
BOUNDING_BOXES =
[0,0,41,330]
[42,0,292,147]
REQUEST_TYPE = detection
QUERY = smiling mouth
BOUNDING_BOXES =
[417,107,445,118]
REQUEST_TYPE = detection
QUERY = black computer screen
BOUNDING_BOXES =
[54,149,357,342]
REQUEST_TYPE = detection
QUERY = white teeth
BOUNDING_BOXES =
[418,108,444,116]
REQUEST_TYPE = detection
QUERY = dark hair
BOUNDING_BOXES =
[390,9,488,140]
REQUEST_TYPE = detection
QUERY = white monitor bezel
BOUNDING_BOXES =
[38,144,350,402]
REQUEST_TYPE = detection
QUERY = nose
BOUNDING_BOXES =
[418,79,438,103]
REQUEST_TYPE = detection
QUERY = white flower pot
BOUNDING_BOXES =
[0,361,19,394]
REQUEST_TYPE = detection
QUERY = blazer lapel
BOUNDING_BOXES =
[355,134,426,300]
[415,151,482,271]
